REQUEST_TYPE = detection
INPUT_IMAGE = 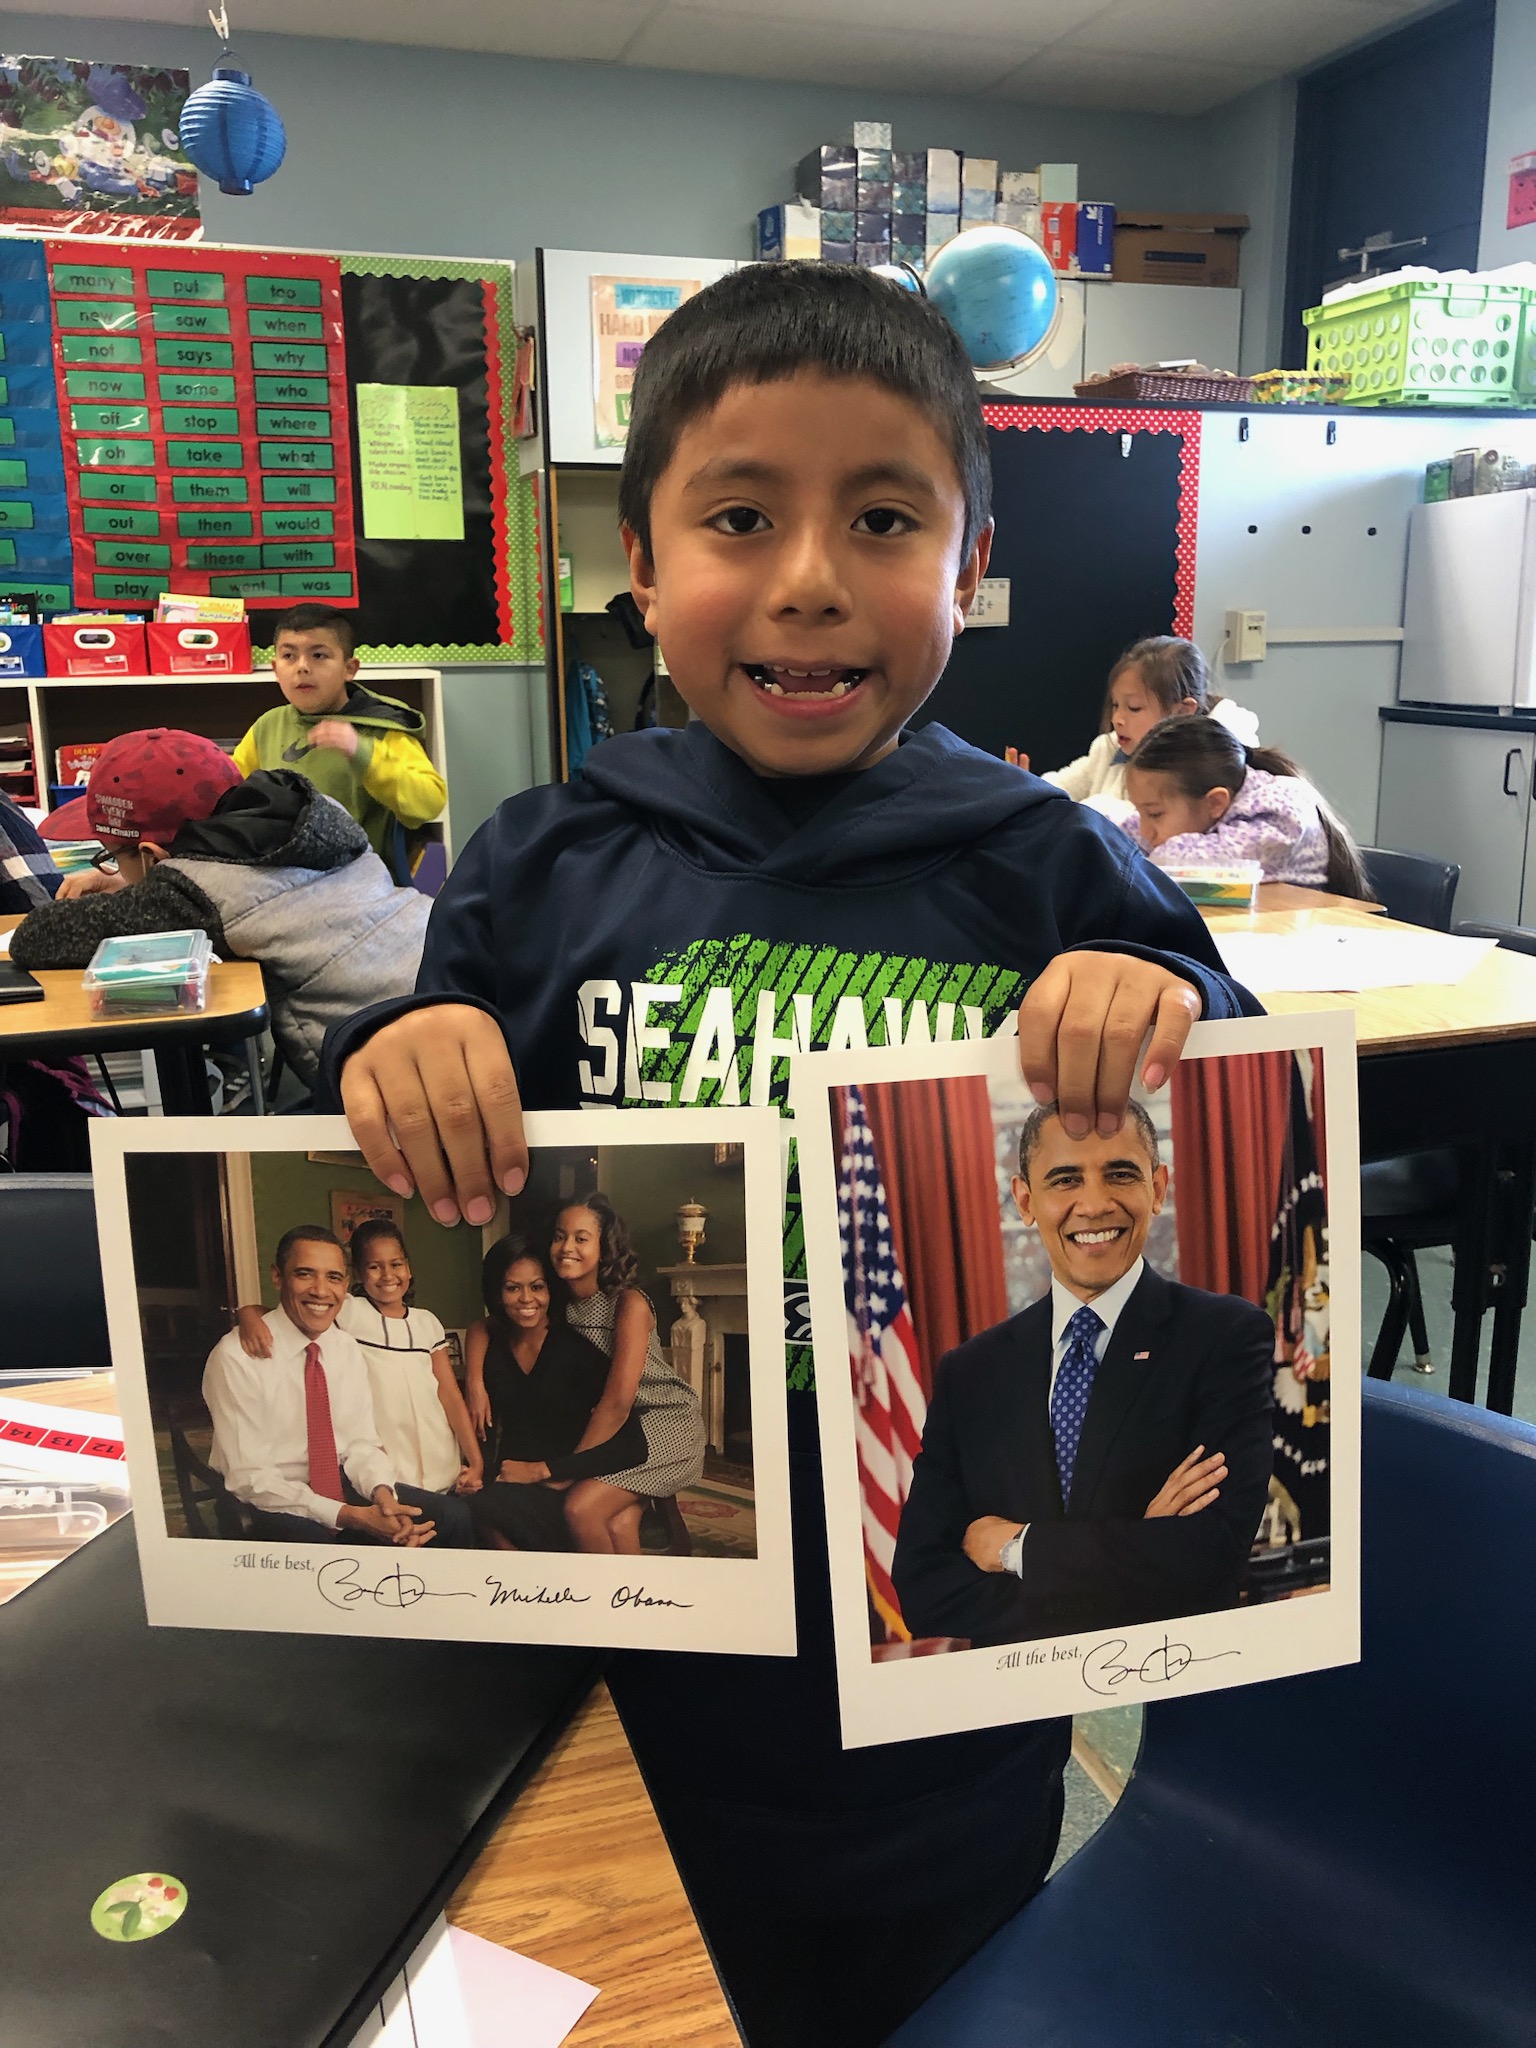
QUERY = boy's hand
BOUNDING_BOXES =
[1018,952,1200,1137]
[342,1004,527,1226]
[308,718,359,757]
[56,868,124,900]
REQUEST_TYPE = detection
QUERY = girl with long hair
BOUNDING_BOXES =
[1042,636,1258,814]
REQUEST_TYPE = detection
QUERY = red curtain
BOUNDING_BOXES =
[1170,1050,1294,1305]
[863,1076,1009,1397]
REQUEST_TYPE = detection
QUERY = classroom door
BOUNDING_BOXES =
[918,415,1189,770]
[1283,0,1496,364]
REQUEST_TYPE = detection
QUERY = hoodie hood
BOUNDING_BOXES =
[578,720,1064,885]
[282,681,425,742]
[169,769,368,873]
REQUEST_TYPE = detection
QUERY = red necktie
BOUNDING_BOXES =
[303,1340,343,1500]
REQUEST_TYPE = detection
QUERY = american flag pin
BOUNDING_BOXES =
[1134,1350,1150,1360]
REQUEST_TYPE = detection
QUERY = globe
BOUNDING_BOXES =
[925,226,1059,371]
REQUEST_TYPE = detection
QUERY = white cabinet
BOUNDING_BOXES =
[1375,712,1536,924]
[1082,281,1243,379]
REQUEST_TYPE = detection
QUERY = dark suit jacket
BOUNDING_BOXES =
[891,1265,1274,1648]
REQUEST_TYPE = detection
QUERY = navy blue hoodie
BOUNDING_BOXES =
[319,721,1258,1953]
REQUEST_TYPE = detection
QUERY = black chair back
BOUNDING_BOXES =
[1455,918,1536,958]
[1359,845,1460,930]
[0,1174,110,1376]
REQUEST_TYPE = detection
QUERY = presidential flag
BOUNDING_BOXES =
[839,1085,928,1641]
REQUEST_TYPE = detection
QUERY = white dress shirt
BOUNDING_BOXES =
[1004,1256,1147,1576]
[203,1306,395,1529]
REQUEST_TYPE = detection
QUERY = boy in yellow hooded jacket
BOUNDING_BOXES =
[234,605,445,873]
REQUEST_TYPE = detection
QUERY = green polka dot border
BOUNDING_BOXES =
[91,1872,188,1941]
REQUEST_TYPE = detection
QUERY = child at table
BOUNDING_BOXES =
[1123,715,1370,896]
[1042,636,1258,819]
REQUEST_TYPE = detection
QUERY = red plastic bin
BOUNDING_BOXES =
[43,621,148,676]
[146,621,252,676]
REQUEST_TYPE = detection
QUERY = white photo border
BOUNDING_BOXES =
[793,1010,1360,1749]
[92,1108,797,1657]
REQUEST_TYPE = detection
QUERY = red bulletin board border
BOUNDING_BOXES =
[46,237,358,611]
[479,276,512,646]
[981,403,1202,639]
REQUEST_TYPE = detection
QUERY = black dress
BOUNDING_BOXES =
[470,1319,648,1550]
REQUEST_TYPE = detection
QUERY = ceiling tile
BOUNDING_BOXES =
[624,7,1040,93]
[1062,0,1408,71]
[988,43,1276,113]
[676,0,1103,40]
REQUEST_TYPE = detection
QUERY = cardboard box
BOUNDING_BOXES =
[1038,163,1078,202]
[925,148,962,211]
[1041,201,1077,273]
[1000,169,1041,206]
[756,203,822,262]
[996,202,1042,240]
[43,620,147,676]
[147,620,253,675]
[962,154,997,193]
[796,144,856,210]
[1075,202,1116,276]
[1111,211,1248,288]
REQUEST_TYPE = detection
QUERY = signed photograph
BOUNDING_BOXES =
[92,1110,794,1655]
[794,1012,1361,1748]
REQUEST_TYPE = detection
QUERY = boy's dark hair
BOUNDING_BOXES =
[1127,716,1371,900]
[1018,1099,1160,1181]
[618,262,992,558]
[481,1231,564,1327]
[347,1216,415,1305]
[273,1223,344,1273]
[273,603,356,659]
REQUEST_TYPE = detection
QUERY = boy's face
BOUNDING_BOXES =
[626,370,990,777]
[272,628,357,717]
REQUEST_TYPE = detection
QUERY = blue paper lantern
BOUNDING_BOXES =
[925,226,1059,371]
[179,64,286,196]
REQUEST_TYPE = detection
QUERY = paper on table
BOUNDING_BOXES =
[348,1915,599,2048]
[0,928,10,952]
[1217,928,1498,994]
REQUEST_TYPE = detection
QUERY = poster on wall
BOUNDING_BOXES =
[0,239,74,614]
[590,274,701,449]
[794,1012,1359,1749]
[91,1110,794,1655]
[45,236,357,612]
[0,56,198,240]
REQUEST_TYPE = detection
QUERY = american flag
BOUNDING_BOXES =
[839,1086,928,1641]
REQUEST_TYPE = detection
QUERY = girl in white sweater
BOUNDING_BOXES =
[1043,637,1259,817]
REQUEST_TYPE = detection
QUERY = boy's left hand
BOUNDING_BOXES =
[1018,952,1201,1136]
[308,718,358,757]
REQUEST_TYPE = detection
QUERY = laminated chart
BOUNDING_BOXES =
[0,239,74,612]
[45,239,357,609]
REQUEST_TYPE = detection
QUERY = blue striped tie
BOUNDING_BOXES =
[1050,1304,1105,1506]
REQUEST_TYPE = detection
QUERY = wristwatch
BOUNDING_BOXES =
[999,1526,1027,1577]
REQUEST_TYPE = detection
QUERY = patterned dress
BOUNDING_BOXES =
[565,1289,706,1498]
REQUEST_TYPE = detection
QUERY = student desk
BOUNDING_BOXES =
[1201,899,1536,1412]
[2,1374,740,2046]
[0,914,267,1115]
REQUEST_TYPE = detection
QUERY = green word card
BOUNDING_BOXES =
[0,502,35,529]
[81,472,158,504]
[188,543,264,571]
[281,572,352,597]
[159,374,237,405]
[256,409,330,439]
[60,334,142,366]
[147,270,225,303]
[71,405,151,435]
[0,458,26,489]
[83,506,161,537]
[52,264,134,296]
[259,441,333,472]
[210,571,282,597]
[247,307,324,340]
[179,510,253,539]
[251,342,328,374]
[93,540,172,571]
[172,475,249,504]
[65,371,146,402]
[263,474,336,503]
[157,339,235,372]
[53,300,138,333]
[263,541,334,569]
[254,376,329,407]
[262,508,334,537]
[76,438,156,468]
[167,441,245,470]
[162,408,241,437]
[151,304,233,336]
[95,573,170,602]
[246,276,322,308]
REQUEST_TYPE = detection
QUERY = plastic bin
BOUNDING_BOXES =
[83,928,213,1018]
[0,622,45,677]
[43,621,147,676]
[146,621,251,676]
[1303,278,1524,407]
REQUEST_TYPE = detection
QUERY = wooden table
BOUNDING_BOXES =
[1250,882,1386,916]
[0,912,267,1113]
[2,1374,739,2047]
[1201,900,1536,1409]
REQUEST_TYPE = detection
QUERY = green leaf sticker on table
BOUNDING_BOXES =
[157,338,235,371]
[248,307,324,339]
[179,509,252,538]
[260,441,333,472]
[94,540,172,570]
[173,475,248,503]
[60,333,142,366]
[254,375,329,406]
[54,299,138,332]
[151,304,233,336]
[90,1875,188,1933]
[77,438,156,469]
[82,472,158,503]
[53,265,134,296]
[263,474,335,503]
[0,502,35,530]
[162,408,241,437]
[251,341,328,373]
[159,374,237,405]
[65,371,147,402]
[167,441,245,470]
[71,405,152,435]
[85,506,161,537]
[246,276,323,308]
[147,271,225,303]
[356,383,464,541]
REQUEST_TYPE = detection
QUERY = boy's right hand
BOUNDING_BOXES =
[55,868,124,900]
[342,1005,527,1226]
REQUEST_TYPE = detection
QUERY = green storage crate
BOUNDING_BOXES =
[1303,278,1524,406]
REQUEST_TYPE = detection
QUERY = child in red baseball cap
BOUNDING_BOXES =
[17,729,430,1085]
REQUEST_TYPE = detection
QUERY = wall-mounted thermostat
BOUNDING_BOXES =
[971,578,1011,628]
[1224,608,1267,663]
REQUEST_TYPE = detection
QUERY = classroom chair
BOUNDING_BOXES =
[0,1174,110,1378]
[1455,918,1536,958]
[1358,845,1460,929]
[886,1381,1536,2048]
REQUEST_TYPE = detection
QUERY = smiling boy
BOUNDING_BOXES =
[318,264,1260,2047]
[892,1100,1274,1652]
